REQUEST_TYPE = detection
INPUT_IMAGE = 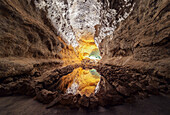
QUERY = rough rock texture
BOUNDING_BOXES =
[35,89,56,104]
[0,0,64,78]
[0,0,170,110]
[0,64,169,109]
[34,0,135,47]
[100,0,170,78]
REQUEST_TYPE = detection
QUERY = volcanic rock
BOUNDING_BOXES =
[36,89,56,104]
[78,95,90,108]
[0,0,169,110]
[100,0,170,78]
[116,85,130,97]
[0,0,63,79]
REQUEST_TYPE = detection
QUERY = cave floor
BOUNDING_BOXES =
[0,95,170,115]
[0,64,170,111]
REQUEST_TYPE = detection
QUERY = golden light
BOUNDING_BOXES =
[58,36,81,66]
[58,67,101,97]
[58,33,102,96]
[76,33,100,60]
[59,32,101,66]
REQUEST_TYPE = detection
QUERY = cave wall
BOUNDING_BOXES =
[0,0,169,79]
[100,0,170,78]
[0,0,64,78]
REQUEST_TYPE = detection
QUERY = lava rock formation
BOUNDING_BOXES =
[0,0,170,110]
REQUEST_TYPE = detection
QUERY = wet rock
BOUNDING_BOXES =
[1,64,169,109]
[36,89,56,104]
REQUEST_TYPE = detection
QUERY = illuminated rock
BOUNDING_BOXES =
[34,0,134,48]
[76,33,100,60]
[58,67,101,97]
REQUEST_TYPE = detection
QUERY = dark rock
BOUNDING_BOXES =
[125,96,136,103]
[89,96,99,109]
[73,94,81,104]
[15,81,36,96]
[0,0,63,79]
[78,95,90,108]
[59,94,74,105]
[100,0,170,78]
[0,0,169,109]
[57,66,74,76]
[36,89,56,104]
[46,95,62,109]
[116,85,130,96]
[33,71,41,77]
[146,85,159,95]
[112,81,119,87]
[0,85,11,96]
[137,92,148,99]
[97,93,123,106]
[3,77,14,84]
[129,83,142,94]
[159,85,169,93]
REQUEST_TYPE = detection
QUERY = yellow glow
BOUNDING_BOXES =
[58,36,81,66]
[58,67,100,97]
[76,33,99,60]
[59,32,101,66]
[58,33,101,96]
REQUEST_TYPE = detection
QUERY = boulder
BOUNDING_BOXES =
[36,89,56,104]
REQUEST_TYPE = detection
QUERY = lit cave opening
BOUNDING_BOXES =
[89,48,101,60]
[0,0,169,113]
[58,34,102,97]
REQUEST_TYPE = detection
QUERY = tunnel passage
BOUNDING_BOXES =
[0,0,170,110]
[75,33,102,61]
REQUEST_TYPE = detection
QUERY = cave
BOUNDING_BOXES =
[0,0,170,114]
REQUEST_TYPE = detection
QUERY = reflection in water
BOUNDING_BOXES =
[58,67,101,97]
